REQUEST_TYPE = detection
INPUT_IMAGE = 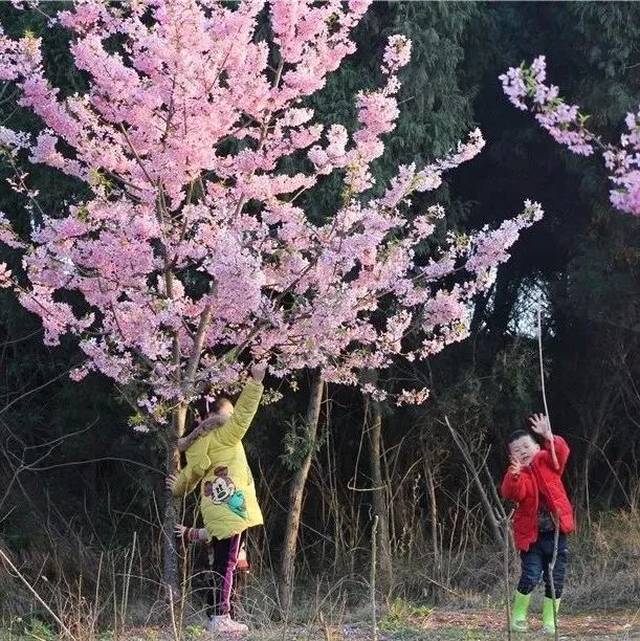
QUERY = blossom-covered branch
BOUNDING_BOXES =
[500,55,640,216]
[0,0,541,422]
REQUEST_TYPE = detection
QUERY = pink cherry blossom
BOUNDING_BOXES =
[0,262,12,288]
[395,387,430,406]
[500,56,640,216]
[466,200,543,275]
[0,1,541,423]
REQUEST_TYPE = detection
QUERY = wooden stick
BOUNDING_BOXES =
[370,515,379,641]
[548,520,560,641]
[537,308,559,470]
[445,416,504,546]
[502,510,515,641]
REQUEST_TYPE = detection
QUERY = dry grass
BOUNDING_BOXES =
[2,510,640,640]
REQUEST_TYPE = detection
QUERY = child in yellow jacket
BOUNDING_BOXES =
[167,362,266,634]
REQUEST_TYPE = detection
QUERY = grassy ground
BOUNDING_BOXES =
[4,510,640,641]
[4,607,640,641]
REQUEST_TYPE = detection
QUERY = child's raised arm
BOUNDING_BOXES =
[214,363,265,447]
[542,434,570,473]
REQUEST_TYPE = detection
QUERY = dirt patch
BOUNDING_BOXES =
[396,608,640,640]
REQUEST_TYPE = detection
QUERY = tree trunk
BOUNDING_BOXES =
[278,372,324,616]
[163,403,188,598]
[367,397,393,589]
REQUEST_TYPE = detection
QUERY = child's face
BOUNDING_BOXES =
[509,435,540,466]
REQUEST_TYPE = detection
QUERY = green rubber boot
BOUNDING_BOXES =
[511,591,531,633]
[542,596,561,634]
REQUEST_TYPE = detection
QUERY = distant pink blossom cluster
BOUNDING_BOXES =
[500,55,640,216]
[604,109,640,215]
[466,200,544,275]
[0,262,11,288]
[0,0,540,419]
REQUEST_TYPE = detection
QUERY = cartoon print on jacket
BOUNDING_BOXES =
[203,466,247,519]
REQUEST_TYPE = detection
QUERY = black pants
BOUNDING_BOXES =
[206,532,246,617]
[517,531,568,599]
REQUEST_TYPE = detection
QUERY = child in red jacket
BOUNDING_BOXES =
[501,413,574,634]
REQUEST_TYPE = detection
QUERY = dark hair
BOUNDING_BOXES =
[210,397,232,414]
[184,396,233,436]
[508,429,531,444]
[191,396,232,420]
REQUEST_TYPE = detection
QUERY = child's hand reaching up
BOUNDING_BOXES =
[529,413,552,440]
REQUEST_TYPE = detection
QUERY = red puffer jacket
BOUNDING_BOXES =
[501,436,575,551]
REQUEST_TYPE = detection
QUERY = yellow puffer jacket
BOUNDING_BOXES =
[172,380,264,541]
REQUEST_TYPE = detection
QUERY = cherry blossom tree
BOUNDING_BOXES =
[0,0,541,591]
[500,55,640,217]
